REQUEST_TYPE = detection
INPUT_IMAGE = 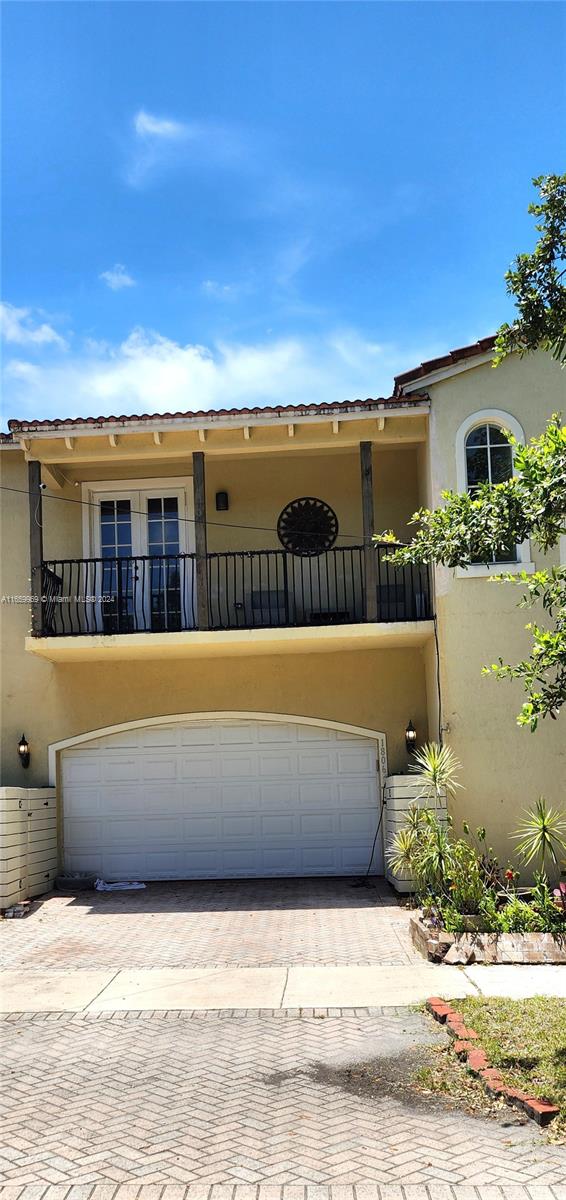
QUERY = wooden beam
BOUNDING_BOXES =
[360,441,378,622]
[192,452,209,630]
[42,464,66,491]
[28,461,44,636]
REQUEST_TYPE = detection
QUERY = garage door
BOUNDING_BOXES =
[62,719,382,879]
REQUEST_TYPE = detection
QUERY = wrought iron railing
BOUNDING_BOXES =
[37,545,432,637]
[37,555,197,637]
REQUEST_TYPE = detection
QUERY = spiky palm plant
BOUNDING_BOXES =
[512,796,566,879]
[386,827,417,877]
[416,818,454,894]
[409,742,463,809]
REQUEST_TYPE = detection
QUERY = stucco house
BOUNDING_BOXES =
[0,337,564,893]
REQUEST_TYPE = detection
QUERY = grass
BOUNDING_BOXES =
[417,997,566,1141]
[416,1052,508,1120]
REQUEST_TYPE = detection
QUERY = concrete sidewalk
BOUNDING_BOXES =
[1,962,565,1013]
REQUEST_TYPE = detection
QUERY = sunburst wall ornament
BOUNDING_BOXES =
[277,497,339,556]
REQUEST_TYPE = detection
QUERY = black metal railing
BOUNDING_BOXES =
[37,555,197,637]
[37,545,432,637]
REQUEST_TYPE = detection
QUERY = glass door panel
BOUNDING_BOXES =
[99,499,135,632]
[146,496,182,631]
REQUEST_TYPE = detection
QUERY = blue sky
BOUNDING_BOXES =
[2,1,564,424]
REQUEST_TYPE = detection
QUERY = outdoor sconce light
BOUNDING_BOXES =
[405,720,417,754]
[18,733,30,769]
[215,491,229,512]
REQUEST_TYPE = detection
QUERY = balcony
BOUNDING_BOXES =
[35,544,432,640]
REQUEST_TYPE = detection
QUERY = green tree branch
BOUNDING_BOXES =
[494,174,566,365]
[383,416,566,731]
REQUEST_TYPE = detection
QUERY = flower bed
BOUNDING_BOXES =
[412,911,566,963]
[386,745,566,954]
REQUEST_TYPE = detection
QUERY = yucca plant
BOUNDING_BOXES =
[386,827,418,877]
[386,808,456,898]
[512,796,566,880]
[409,741,463,809]
[415,816,454,893]
[404,804,427,833]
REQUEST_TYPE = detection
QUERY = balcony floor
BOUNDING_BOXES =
[25,619,434,662]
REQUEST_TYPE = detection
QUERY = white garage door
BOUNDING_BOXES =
[62,719,382,880]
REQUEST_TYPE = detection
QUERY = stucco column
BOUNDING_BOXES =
[28,460,43,636]
[360,441,378,622]
[192,451,209,629]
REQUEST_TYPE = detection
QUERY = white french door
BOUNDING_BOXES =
[84,479,194,633]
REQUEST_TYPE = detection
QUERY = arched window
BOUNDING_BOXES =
[465,421,516,563]
[465,423,514,491]
[455,409,532,575]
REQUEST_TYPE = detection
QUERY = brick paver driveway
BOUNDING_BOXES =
[0,878,420,970]
[1,1009,565,1188]
[2,878,565,1193]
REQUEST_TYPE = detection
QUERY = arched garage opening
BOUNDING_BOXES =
[50,713,387,881]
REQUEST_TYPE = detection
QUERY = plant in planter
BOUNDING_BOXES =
[388,817,500,927]
[388,742,496,920]
[512,796,566,882]
[509,798,566,932]
[408,742,463,809]
[554,881,566,915]
[388,747,566,938]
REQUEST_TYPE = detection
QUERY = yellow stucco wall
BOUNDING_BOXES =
[0,445,428,789]
[26,445,423,560]
[205,446,420,551]
[2,350,564,874]
[425,350,565,857]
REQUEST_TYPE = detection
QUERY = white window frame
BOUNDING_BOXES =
[81,476,194,559]
[455,409,534,577]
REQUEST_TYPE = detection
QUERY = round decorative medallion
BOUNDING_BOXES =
[277,497,339,556]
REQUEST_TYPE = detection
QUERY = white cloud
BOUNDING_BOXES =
[125,108,245,187]
[1,322,442,425]
[202,280,233,299]
[0,302,68,349]
[134,110,188,140]
[202,279,249,302]
[274,238,313,289]
[99,264,137,291]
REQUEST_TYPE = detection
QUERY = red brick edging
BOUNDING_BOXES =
[426,997,560,1127]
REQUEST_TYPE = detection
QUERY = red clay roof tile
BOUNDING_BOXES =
[394,335,496,393]
[7,393,428,433]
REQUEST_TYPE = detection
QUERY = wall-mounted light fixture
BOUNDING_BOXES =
[405,720,417,754]
[215,491,229,512]
[18,733,30,769]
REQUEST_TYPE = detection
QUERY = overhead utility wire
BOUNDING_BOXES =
[0,484,401,546]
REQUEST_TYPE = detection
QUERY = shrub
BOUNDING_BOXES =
[387,744,566,935]
[497,895,544,932]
